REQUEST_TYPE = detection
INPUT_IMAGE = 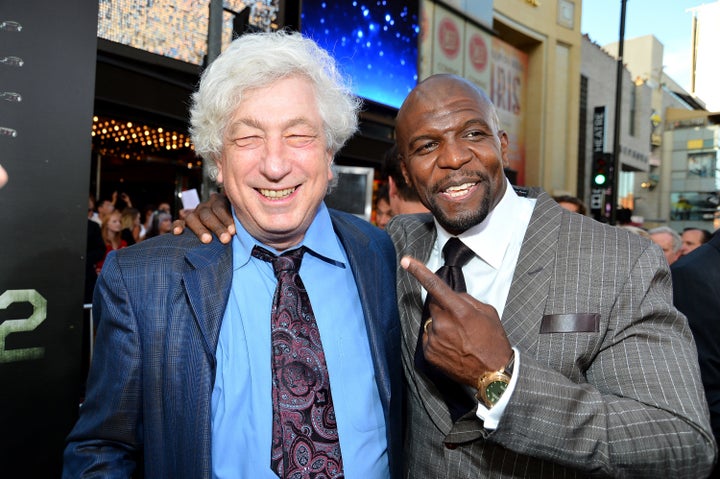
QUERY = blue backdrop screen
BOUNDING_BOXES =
[301,1,419,109]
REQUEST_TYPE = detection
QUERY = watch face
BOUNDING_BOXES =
[486,380,508,405]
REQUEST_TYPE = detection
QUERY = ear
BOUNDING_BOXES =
[400,156,413,189]
[215,159,224,184]
[388,176,399,199]
[326,149,334,181]
[498,130,510,167]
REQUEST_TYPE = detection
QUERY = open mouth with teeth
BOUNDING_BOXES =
[258,186,297,200]
[442,182,477,198]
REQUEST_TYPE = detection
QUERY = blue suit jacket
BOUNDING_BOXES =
[64,209,402,478]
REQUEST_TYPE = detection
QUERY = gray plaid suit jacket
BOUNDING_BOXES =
[63,209,403,479]
[387,188,716,478]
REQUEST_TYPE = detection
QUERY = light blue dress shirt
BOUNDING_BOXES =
[211,203,389,478]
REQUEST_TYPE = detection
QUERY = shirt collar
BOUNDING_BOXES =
[231,202,345,269]
[434,179,530,270]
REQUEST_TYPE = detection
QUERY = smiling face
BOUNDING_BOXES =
[107,211,123,233]
[396,75,508,235]
[216,75,332,251]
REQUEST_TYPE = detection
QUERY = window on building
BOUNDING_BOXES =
[686,151,717,180]
[670,191,719,222]
[96,0,271,66]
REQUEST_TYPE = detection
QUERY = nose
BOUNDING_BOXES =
[436,139,472,169]
[259,136,292,180]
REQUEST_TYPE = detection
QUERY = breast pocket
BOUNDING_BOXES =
[539,313,600,333]
[536,313,602,382]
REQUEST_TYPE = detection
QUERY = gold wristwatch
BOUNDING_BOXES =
[476,351,515,408]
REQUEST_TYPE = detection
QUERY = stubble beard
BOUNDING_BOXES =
[428,187,492,234]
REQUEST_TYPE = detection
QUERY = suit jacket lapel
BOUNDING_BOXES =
[330,212,393,410]
[392,214,459,431]
[396,213,436,350]
[503,189,562,353]
[182,239,233,360]
[394,196,564,437]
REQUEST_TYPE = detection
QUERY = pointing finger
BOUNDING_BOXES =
[400,255,455,308]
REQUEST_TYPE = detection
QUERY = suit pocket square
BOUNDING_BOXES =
[540,313,600,333]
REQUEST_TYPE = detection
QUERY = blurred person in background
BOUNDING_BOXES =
[141,203,156,236]
[552,194,587,215]
[120,207,142,246]
[680,227,711,256]
[95,194,116,225]
[619,224,650,239]
[374,183,393,229]
[144,209,173,239]
[88,194,101,225]
[97,190,133,223]
[381,144,429,215]
[95,210,127,274]
[157,201,171,214]
[649,226,682,265]
[85,215,105,304]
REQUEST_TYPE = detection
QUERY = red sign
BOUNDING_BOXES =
[438,17,460,59]
[468,33,488,72]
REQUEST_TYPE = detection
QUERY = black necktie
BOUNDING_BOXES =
[414,237,477,422]
[252,246,344,479]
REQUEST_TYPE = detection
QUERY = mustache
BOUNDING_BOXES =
[431,170,488,195]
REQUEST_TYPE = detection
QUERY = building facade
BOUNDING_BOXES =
[603,34,710,227]
[493,0,582,195]
[663,109,720,232]
[579,35,652,222]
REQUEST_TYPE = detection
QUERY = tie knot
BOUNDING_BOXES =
[442,237,474,268]
[251,245,305,276]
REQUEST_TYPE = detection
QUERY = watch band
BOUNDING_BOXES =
[476,350,514,407]
[504,350,515,376]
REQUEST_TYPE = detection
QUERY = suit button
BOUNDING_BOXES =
[444,442,458,450]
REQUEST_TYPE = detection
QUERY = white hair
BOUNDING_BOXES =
[189,30,362,181]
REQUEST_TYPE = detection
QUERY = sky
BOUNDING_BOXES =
[581,0,710,91]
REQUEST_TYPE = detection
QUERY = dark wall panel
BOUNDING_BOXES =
[0,1,98,476]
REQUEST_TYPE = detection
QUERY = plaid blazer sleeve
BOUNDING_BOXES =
[63,233,232,478]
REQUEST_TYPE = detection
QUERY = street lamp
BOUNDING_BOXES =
[610,0,627,225]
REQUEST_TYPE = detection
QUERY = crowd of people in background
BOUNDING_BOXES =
[89,185,711,271]
[85,191,179,303]
[550,194,714,265]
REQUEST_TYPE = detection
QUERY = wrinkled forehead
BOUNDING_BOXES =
[403,75,489,107]
[396,77,494,149]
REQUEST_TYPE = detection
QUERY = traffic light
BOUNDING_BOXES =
[592,153,612,188]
